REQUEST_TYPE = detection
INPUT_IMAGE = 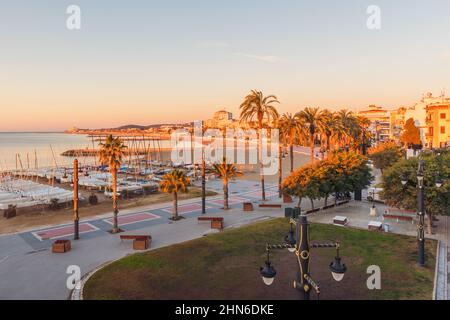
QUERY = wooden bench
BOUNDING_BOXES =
[198,217,224,230]
[120,235,152,250]
[383,209,416,224]
[259,204,282,209]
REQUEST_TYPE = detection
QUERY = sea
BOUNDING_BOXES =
[0,133,94,171]
[0,132,184,172]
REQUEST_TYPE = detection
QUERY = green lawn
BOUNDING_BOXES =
[84,218,436,300]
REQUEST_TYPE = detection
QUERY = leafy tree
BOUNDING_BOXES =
[159,170,190,221]
[282,152,372,208]
[368,142,404,174]
[400,118,422,149]
[381,150,450,234]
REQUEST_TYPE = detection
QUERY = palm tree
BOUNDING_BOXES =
[317,109,339,157]
[159,169,190,221]
[240,90,279,201]
[279,113,304,172]
[334,109,356,150]
[296,107,321,163]
[356,116,371,154]
[211,158,242,210]
[99,135,127,233]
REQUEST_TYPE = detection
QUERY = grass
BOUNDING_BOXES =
[84,218,436,300]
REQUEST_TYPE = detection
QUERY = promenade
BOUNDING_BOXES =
[0,178,448,300]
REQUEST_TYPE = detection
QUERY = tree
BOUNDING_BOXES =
[211,158,242,210]
[99,135,127,233]
[400,118,422,149]
[317,109,337,156]
[296,107,321,163]
[282,152,372,208]
[381,151,449,234]
[240,90,279,201]
[368,142,404,174]
[279,113,304,172]
[159,169,190,221]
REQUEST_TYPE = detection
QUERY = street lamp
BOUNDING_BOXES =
[260,210,346,300]
[260,248,277,286]
[416,159,425,267]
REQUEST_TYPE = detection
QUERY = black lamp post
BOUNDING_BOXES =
[416,159,426,266]
[260,210,346,300]
[400,157,444,267]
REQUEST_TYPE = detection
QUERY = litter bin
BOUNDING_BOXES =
[284,207,301,219]
[383,224,390,233]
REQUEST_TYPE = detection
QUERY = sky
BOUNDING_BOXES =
[1,0,450,131]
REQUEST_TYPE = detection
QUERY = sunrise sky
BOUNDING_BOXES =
[1,0,450,131]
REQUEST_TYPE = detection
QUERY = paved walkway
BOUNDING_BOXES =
[0,181,292,300]
[0,177,447,300]
[435,216,449,300]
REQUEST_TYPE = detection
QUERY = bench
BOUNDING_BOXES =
[368,221,383,231]
[259,204,282,209]
[120,235,152,250]
[198,217,224,230]
[333,216,348,226]
[383,209,416,224]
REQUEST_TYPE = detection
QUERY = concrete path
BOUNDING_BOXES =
[435,216,449,300]
[0,181,291,300]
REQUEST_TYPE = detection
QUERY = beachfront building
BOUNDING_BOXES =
[357,105,393,143]
[425,101,450,149]
[205,109,237,129]
[404,92,450,145]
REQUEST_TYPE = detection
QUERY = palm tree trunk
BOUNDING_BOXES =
[201,136,206,214]
[326,135,331,158]
[173,191,178,220]
[290,144,294,172]
[310,133,315,163]
[112,164,119,233]
[278,143,282,198]
[258,120,266,201]
[223,179,229,210]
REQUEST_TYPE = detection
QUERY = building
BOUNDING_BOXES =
[205,109,236,129]
[425,101,450,149]
[357,105,393,143]
[389,107,407,141]
[404,92,450,145]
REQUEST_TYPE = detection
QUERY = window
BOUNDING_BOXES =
[441,126,446,134]
[441,113,446,119]
[429,127,433,135]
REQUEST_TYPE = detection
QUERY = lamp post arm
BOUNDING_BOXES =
[303,273,321,294]
[267,244,296,250]
[311,242,338,249]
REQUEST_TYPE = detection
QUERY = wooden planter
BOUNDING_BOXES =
[211,219,224,230]
[283,194,293,203]
[52,240,71,253]
[243,202,254,212]
[133,238,150,250]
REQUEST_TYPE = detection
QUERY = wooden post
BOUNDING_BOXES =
[74,159,79,240]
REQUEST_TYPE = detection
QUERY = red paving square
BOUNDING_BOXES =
[33,223,98,241]
[103,212,160,226]
[162,203,210,214]
[209,196,250,206]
